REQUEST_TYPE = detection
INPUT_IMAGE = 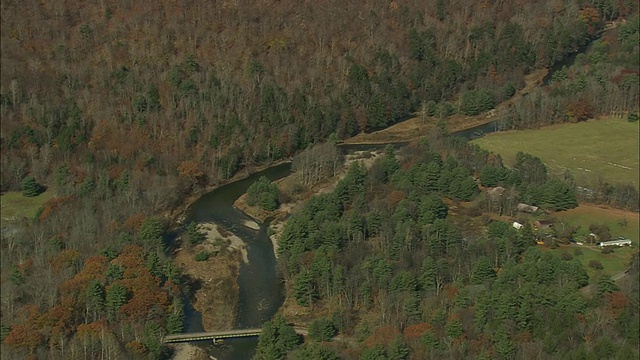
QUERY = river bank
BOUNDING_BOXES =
[342,68,548,145]
[233,149,384,260]
[168,161,291,339]
[174,223,243,332]
[168,67,546,354]
[169,343,208,360]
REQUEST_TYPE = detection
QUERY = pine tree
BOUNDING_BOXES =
[294,270,316,307]
[166,297,184,334]
[596,275,619,296]
[86,282,105,320]
[255,315,300,360]
[145,251,163,279]
[21,176,41,197]
[422,330,439,350]
[138,217,166,250]
[493,324,516,359]
[388,336,410,360]
[472,256,496,284]
[360,345,387,360]
[106,283,129,321]
[308,318,337,342]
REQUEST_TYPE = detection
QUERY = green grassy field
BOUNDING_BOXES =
[472,118,640,188]
[549,244,634,281]
[555,204,639,244]
[0,190,54,223]
[550,204,639,281]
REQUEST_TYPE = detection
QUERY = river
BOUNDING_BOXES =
[182,162,292,359]
[179,121,505,359]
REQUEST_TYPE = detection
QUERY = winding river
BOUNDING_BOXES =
[176,34,605,355]
[183,163,292,359]
[179,120,502,359]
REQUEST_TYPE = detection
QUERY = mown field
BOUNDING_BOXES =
[556,204,639,243]
[0,190,54,223]
[550,244,634,280]
[551,204,639,280]
[472,118,640,188]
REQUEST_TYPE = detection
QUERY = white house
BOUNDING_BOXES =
[598,239,632,247]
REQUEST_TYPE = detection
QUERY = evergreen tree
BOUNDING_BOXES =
[360,345,386,360]
[422,330,439,350]
[418,194,448,225]
[421,256,437,292]
[294,270,317,307]
[166,297,184,334]
[106,264,124,282]
[493,324,516,359]
[106,283,129,321]
[472,256,496,284]
[164,260,181,284]
[143,321,167,359]
[247,176,280,211]
[255,315,300,360]
[21,176,42,197]
[185,222,205,245]
[445,319,463,339]
[514,152,548,185]
[86,282,105,320]
[542,179,578,211]
[138,217,166,250]
[145,251,164,279]
[294,342,339,360]
[308,318,337,342]
[381,145,400,179]
[388,336,410,360]
[517,222,537,252]
[596,275,619,296]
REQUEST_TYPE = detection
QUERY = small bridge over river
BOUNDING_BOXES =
[163,327,308,344]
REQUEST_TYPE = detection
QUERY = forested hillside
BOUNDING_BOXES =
[1,0,638,359]
[263,137,639,359]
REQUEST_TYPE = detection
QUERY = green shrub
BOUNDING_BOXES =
[588,259,604,270]
[600,247,614,254]
[247,176,280,211]
[186,222,205,245]
[194,251,210,262]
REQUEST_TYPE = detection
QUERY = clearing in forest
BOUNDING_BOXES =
[472,118,640,188]
[553,204,638,279]
[0,190,54,223]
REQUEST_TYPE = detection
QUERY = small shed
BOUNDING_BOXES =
[512,222,524,230]
[534,220,553,230]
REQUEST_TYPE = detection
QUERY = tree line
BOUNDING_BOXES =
[265,134,638,359]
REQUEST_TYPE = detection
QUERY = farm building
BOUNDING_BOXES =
[598,239,632,247]
[516,203,539,213]
[512,222,524,230]
[534,220,553,230]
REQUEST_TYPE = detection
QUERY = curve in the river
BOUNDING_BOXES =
[183,162,292,360]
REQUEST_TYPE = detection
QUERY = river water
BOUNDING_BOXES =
[179,129,497,359]
[183,162,291,359]
[175,27,609,356]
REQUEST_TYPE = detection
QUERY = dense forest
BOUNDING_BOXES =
[261,137,639,359]
[1,0,638,359]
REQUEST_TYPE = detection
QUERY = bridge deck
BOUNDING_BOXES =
[164,327,307,344]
